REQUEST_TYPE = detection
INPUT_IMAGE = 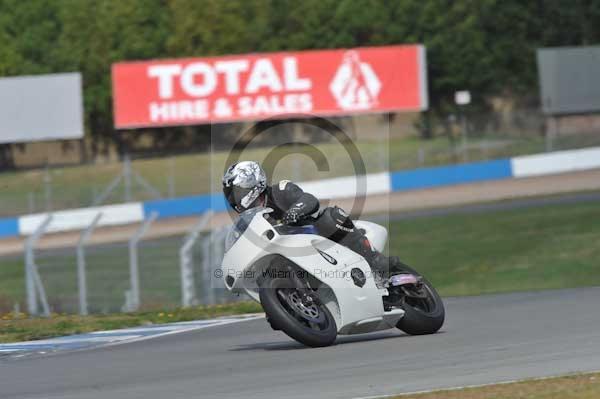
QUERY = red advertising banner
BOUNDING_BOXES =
[112,45,427,128]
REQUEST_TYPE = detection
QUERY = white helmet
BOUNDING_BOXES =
[222,161,267,212]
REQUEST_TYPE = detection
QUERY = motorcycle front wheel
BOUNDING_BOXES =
[259,274,337,347]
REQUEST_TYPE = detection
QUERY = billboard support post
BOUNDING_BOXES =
[546,116,559,152]
[124,155,132,202]
[455,91,471,163]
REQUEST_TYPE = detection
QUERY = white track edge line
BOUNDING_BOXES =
[98,314,265,350]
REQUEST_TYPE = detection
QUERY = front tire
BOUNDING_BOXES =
[259,275,337,347]
[394,264,445,335]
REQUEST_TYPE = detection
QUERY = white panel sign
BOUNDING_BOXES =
[454,90,471,105]
[19,203,144,235]
[0,73,84,144]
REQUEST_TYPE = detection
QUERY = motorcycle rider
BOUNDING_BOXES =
[222,160,401,276]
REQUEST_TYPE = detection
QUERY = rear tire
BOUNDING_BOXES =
[259,274,337,347]
[394,264,445,335]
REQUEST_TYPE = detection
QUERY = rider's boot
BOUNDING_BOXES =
[344,233,403,279]
[366,252,404,279]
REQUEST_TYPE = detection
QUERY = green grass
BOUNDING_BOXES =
[389,372,600,399]
[0,302,262,343]
[387,200,600,296]
[0,257,23,309]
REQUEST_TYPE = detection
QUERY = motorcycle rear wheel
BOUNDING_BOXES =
[259,275,337,347]
[394,264,445,335]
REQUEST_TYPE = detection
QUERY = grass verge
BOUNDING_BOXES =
[388,199,600,296]
[390,372,600,399]
[0,301,262,343]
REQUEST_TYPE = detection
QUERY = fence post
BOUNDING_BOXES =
[201,234,213,305]
[43,167,53,211]
[461,113,469,162]
[417,147,425,166]
[212,227,229,303]
[179,211,213,307]
[76,212,103,316]
[24,215,53,316]
[124,212,158,312]
[28,192,35,213]
[201,226,230,305]
[167,158,176,198]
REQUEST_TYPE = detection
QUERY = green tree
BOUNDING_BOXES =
[54,0,170,156]
[2,0,600,154]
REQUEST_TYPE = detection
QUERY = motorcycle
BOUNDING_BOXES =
[221,207,445,347]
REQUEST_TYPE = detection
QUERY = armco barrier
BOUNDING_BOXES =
[390,159,513,191]
[298,172,391,199]
[0,218,18,238]
[18,203,144,235]
[2,146,600,239]
[511,147,600,178]
[143,194,228,220]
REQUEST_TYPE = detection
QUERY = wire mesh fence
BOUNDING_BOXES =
[35,247,83,314]
[0,219,237,315]
[84,243,131,314]
[33,242,145,314]
[0,254,25,315]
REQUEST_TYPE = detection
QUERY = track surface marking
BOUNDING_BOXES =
[0,315,261,359]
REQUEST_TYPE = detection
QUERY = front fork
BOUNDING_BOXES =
[285,264,322,307]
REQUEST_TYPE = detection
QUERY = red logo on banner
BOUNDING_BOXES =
[112,45,427,128]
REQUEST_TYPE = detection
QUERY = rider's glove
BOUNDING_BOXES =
[282,206,302,225]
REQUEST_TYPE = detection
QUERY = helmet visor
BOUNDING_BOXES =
[225,185,263,212]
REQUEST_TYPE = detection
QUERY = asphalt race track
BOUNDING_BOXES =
[2,287,600,399]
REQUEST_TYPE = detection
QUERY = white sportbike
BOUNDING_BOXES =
[221,207,445,347]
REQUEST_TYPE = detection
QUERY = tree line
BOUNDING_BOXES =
[1,0,599,159]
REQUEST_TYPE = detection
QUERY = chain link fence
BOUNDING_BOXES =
[0,213,238,315]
